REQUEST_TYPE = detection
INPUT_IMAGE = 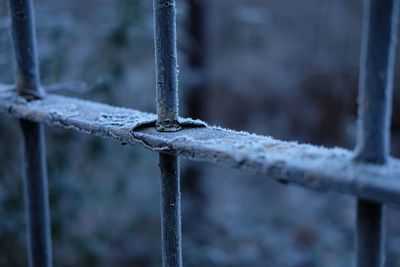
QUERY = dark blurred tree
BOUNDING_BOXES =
[181,0,209,243]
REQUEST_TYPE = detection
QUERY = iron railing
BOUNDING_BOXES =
[1,0,400,266]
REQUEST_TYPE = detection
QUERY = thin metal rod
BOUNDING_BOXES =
[153,0,183,266]
[355,0,399,163]
[354,0,399,266]
[153,0,180,131]
[8,0,44,99]
[159,154,182,267]
[8,1,52,267]
[20,120,52,267]
[356,200,385,267]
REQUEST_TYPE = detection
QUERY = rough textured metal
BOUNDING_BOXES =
[153,1,183,266]
[0,89,399,206]
[354,1,400,267]
[153,0,180,131]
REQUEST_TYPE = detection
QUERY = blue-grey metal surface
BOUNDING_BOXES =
[7,0,53,266]
[354,0,400,266]
[153,0,183,266]
[0,90,399,206]
[154,0,180,131]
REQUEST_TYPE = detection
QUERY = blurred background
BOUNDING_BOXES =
[0,0,400,266]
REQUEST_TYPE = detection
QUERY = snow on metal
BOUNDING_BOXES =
[0,87,399,205]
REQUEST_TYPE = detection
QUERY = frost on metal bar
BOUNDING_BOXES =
[0,89,399,205]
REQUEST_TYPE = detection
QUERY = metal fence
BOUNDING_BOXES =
[1,0,400,266]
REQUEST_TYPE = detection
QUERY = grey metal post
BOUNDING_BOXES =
[153,0,183,267]
[159,153,182,267]
[154,0,180,132]
[354,0,399,266]
[8,0,53,267]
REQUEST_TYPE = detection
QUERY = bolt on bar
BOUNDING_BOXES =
[354,0,399,266]
[153,0,183,267]
[7,0,53,267]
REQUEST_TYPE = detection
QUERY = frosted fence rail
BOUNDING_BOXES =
[2,0,399,266]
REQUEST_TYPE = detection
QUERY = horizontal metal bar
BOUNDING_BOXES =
[0,87,399,206]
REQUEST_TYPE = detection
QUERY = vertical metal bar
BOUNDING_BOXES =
[8,1,53,267]
[20,120,52,267]
[355,0,399,164]
[159,154,182,267]
[154,0,180,132]
[153,1,183,267]
[8,0,44,99]
[356,200,385,267]
[354,0,399,267]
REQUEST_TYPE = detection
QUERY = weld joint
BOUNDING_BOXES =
[156,119,181,132]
